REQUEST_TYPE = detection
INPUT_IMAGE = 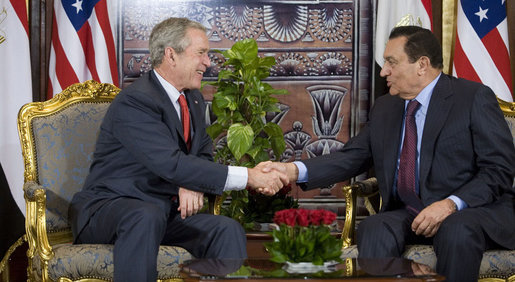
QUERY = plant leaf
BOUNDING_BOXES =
[206,123,223,139]
[227,123,254,161]
[264,122,283,138]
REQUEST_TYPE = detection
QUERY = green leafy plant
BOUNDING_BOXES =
[265,209,343,265]
[204,38,295,227]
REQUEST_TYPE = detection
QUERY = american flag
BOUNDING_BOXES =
[453,0,513,101]
[48,0,119,99]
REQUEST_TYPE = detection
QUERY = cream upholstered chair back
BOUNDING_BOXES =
[19,81,192,281]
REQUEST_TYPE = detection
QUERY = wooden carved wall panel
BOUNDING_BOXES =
[120,0,372,205]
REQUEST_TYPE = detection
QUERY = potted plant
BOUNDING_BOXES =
[204,38,297,229]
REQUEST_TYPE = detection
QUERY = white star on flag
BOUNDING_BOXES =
[72,0,83,14]
[474,6,488,22]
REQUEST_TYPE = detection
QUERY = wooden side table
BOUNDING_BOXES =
[246,232,272,259]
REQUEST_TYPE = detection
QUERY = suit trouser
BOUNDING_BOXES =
[76,197,247,282]
[356,208,497,282]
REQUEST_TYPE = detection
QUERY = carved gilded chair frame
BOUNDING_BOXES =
[498,97,515,118]
[18,81,120,282]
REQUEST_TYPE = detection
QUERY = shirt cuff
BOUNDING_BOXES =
[447,195,467,211]
[223,166,248,191]
[294,161,308,183]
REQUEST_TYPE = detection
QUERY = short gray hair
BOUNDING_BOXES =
[149,17,207,68]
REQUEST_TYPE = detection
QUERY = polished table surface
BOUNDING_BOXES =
[180,258,445,281]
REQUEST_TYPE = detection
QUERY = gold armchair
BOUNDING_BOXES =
[340,98,515,282]
[18,81,192,282]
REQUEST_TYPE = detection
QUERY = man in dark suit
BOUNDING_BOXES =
[69,17,288,282]
[264,26,514,282]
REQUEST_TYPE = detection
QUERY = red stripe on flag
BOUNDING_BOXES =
[453,35,481,83]
[10,0,28,36]
[95,0,119,86]
[50,11,79,100]
[48,0,119,98]
[481,29,513,93]
[420,0,433,30]
[76,22,101,82]
[47,78,53,98]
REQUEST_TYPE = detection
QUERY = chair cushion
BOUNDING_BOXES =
[342,244,515,279]
[33,244,192,281]
[403,245,515,279]
[341,245,359,258]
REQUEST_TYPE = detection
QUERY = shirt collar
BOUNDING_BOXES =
[153,69,182,103]
[411,72,441,109]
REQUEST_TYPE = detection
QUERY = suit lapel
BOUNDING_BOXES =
[382,97,405,192]
[419,74,453,194]
[148,72,188,147]
[184,89,204,152]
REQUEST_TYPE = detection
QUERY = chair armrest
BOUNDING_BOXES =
[206,194,224,215]
[23,181,54,264]
[341,177,379,248]
[351,177,379,197]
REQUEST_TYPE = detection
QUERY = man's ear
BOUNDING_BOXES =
[164,47,176,64]
[417,56,430,75]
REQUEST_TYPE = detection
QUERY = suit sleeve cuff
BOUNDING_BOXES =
[223,166,248,191]
[294,161,308,183]
[447,195,467,211]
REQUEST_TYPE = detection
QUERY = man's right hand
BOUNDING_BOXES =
[247,161,289,196]
[259,161,299,183]
[177,187,204,219]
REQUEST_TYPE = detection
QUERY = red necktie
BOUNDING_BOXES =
[397,100,423,215]
[178,94,191,150]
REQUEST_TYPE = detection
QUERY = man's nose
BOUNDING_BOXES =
[379,66,389,77]
[203,53,211,67]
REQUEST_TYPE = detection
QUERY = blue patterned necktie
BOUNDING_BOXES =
[397,100,423,215]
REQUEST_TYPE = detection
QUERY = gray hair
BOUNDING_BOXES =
[149,17,207,68]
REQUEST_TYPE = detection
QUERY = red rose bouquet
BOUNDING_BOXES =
[265,208,343,265]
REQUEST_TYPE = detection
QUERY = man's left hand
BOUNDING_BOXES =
[412,198,456,237]
[177,187,204,219]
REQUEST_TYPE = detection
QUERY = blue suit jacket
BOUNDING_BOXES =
[70,71,228,239]
[300,74,515,249]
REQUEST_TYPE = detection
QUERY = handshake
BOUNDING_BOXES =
[246,161,299,196]
[179,161,298,219]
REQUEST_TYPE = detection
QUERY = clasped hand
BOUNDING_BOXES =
[247,161,290,196]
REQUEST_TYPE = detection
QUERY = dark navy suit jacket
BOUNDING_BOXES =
[300,74,515,249]
[70,71,228,240]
